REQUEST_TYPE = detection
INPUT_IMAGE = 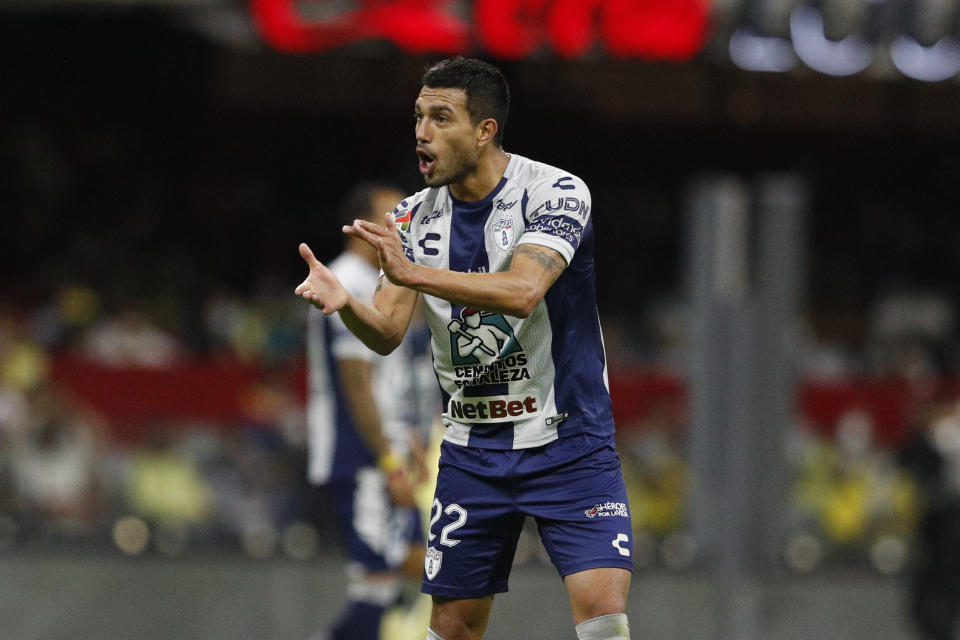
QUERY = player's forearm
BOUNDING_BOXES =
[337,292,406,355]
[404,262,542,318]
[336,360,391,460]
[345,394,391,459]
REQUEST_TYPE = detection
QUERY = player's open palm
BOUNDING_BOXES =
[295,243,349,315]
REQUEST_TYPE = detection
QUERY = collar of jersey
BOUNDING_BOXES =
[447,176,508,214]
[446,153,516,213]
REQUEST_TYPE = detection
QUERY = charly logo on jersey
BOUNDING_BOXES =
[584,501,629,519]
[491,213,514,252]
[447,307,521,366]
[425,546,442,580]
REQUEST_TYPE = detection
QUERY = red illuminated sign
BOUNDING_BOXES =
[251,0,711,61]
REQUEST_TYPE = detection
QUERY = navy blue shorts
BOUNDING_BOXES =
[328,466,424,573]
[422,433,634,598]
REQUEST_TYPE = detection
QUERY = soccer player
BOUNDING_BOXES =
[296,57,633,640]
[305,182,432,640]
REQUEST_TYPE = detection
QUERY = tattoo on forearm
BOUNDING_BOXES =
[513,244,565,276]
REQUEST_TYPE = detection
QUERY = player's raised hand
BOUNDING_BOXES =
[295,243,349,315]
[343,213,417,286]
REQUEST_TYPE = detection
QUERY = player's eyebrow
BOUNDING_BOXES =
[416,101,456,117]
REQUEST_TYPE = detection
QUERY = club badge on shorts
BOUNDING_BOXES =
[425,546,443,580]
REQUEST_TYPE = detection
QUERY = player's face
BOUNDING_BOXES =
[414,87,481,188]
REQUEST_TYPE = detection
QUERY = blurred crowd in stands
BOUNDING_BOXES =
[2,278,960,584]
[0,284,319,559]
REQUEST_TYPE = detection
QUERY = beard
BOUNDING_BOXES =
[424,147,477,188]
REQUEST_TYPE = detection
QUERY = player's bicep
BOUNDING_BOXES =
[372,275,420,338]
[508,243,567,295]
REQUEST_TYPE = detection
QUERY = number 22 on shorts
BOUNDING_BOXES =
[429,498,467,547]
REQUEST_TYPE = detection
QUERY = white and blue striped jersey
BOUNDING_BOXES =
[392,153,613,450]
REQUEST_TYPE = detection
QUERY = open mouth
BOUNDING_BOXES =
[417,149,436,175]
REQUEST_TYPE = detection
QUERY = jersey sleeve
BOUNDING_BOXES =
[328,262,377,363]
[390,198,417,264]
[517,173,591,265]
[328,314,375,362]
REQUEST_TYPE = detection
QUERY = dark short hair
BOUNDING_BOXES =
[338,181,400,227]
[422,57,510,147]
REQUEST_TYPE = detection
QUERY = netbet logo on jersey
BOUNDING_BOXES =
[448,393,540,423]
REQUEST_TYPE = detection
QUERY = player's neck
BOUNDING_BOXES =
[448,148,509,202]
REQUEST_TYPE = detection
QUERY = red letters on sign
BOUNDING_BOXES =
[250,0,470,54]
[250,0,711,60]
[474,0,546,59]
[600,0,710,59]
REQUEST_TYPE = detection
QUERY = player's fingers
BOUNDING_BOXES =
[384,212,406,242]
[295,288,329,314]
[343,220,381,246]
[299,242,320,267]
[295,276,311,295]
[354,219,390,236]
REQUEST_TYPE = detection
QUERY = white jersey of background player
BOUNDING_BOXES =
[305,183,437,640]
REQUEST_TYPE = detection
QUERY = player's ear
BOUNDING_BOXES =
[476,118,498,147]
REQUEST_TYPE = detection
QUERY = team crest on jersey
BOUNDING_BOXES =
[425,546,443,580]
[491,213,514,252]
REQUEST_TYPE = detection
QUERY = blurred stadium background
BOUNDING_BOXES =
[3,1,960,639]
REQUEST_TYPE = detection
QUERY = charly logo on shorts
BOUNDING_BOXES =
[584,501,629,519]
[425,546,443,580]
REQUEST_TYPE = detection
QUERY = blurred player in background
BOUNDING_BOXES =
[306,182,438,640]
[296,57,633,640]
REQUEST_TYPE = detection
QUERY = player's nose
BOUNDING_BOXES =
[415,118,430,142]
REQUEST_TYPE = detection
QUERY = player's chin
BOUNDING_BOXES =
[422,167,450,187]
